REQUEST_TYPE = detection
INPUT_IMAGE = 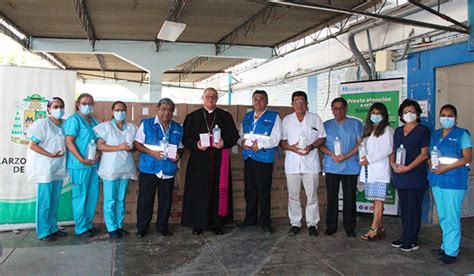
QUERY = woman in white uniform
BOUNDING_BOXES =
[93,101,137,238]
[26,97,68,241]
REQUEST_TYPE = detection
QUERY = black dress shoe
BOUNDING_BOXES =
[109,230,120,239]
[39,234,56,241]
[288,226,300,236]
[262,226,273,234]
[324,229,337,236]
[192,227,203,235]
[88,227,101,236]
[431,248,445,256]
[346,231,356,238]
[236,222,257,228]
[440,254,457,264]
[136,231,147,238]
[212,228,224,235]
[118,229,130,236]
[308,226,318,237]
[160,229,173,237]
[53,229,68,237]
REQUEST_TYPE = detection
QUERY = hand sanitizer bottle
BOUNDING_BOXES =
[87,139,96,160]
[396,144,406,165]
[212,124,221,145]
[334,136,342,156]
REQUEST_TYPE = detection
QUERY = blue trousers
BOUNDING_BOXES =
[431,185,466,257]
[69,168,100,235]
[36,180,63,239]
[103,178,129,232]
[398,187,426,246]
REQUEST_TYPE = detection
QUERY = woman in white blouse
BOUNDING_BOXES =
[359,102,394,241]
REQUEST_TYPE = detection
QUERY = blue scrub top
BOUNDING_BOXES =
[392,124,431,189]
[323,117,363,175]
[64,112,99,169]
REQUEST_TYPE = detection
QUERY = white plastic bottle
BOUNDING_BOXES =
[431,146,441,169]
[212,124,221,145]
[124,126,134,147]
[53,129,65,154]
[359,143,366,162]
[396,144,406,165]
[87,139,97,160]
[159,137,168,160]
[298,133,307,150]
[334,136,342,156]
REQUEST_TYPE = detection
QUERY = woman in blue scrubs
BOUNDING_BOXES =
[64,93,101,237]
[428,104,472,264]
[93,101,137,239]
[26,97,68,241]
[390,99,430,252]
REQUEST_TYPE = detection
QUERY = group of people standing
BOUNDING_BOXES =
[26,87,471,265]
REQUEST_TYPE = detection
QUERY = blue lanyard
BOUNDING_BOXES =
[157,120,170,141]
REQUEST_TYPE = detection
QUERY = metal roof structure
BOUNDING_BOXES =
[1,0,468,85]
[0,0,377,83]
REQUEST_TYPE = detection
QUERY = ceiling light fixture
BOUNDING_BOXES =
[157,20,186,42]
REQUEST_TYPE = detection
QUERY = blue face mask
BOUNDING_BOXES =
[370,114,383,124]
[440,116,455,129]
[80,104,93,115]
[113,111,126,122]
[51,108,64,119]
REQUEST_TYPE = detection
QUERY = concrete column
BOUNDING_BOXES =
[149,82,162,102]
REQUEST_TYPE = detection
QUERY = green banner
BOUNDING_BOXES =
[339,79,402,215]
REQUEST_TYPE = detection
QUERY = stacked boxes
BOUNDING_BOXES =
[91,102,329,226]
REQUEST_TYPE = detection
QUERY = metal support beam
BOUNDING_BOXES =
[270,0,470,34]
[95,54,107,73]
[0,13,30,49]
[469,0,474,51]
[72,0,97,50]
[70,68,146,73]
[408,0,470,31]
[155,0,190,52]
[171,56,211,82]
[36,52,67,69]
[215,4,292,55]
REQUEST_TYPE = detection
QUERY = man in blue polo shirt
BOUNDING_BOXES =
[237,90,281,234]
[320,97,362,238]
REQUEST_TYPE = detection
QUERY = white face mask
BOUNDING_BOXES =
[403,112,417,123]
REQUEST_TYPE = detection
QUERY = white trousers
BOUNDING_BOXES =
[286,173,320,227]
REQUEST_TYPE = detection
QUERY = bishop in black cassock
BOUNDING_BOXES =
[181,88,239,235]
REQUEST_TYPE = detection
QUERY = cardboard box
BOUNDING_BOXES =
[173,103,187,124]
[186,104,202,115]
[126,180,139,203]
[123,202,137,224]
[93,207,103,224]
[91,101,106,122]
[233,180,245,201]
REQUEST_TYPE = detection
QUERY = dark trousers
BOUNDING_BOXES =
[398,187,426,245]
[136,172,174,232]
[243,158,273,227]
[325,173,358,232]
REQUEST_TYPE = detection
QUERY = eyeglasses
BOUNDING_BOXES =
[292,100,306,105]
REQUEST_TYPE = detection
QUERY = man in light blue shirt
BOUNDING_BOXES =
[320,97,362,238]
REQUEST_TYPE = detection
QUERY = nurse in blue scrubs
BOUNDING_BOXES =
[428,104,472,264]
[26,97,68,241]
[93,101,137,239]
[64,93,101,237]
